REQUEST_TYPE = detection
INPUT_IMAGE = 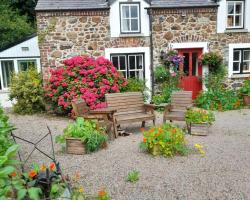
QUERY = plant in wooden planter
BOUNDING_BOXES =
[56,117,107,154]
[240,76,250,106]
[185,107,215,136]
[140,123,188,157]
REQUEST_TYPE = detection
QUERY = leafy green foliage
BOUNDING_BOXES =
[56,118,107,153]
[9,68,45,115]
[240,76,250,96]
[0,2,34,49]
[202,52,223,73]
[126,170,139,183]
[185,108,215,125]
[140,123,188,157]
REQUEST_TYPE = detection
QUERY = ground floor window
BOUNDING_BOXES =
[110,53,144,79]
[17,60,37,71]
[0,60,14,89]
[233,49,250,74]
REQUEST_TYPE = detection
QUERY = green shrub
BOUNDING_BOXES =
[240,76,250,96]
[122,78,147,93]
[56,118,107,153]
[9,68,45,114]
[140,123,188,157]
[195,89,242,111]
[185,108,215,125]
[202,52,223,73]
[126,170,139,183]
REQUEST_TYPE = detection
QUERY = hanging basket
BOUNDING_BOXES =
[66,138,86,155]
[188,123,209,136]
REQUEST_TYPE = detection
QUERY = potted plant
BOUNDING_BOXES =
[185,107,215,136]
[56,117,107,155]
[240,76,250,106]
[140,123,188,157]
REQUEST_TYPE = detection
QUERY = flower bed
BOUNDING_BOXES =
[44,55,127,114]
[140,123,188,157]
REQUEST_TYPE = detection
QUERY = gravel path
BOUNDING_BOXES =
[7,109,250,200]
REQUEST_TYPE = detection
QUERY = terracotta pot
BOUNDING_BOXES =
[243,95,250,106]
[149,144,161,156]
[66,138,85,155]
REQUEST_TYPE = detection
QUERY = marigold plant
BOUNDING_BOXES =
[44,55,127,114]
[185,107,215,125]
[140,123,188,157]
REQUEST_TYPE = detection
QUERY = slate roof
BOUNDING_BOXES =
[151,0,217,8]
[35,0,217,11]
[35,0,109,11]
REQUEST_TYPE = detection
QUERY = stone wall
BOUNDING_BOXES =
[150,7,250,88]
[37,10,150,81]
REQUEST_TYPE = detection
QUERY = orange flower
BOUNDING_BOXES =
[158,128,163,133]
[235,100,241,106]
[247,76,250,80]
[40,164,46,172]
[49,163,56,171]
[10,171,17,177]
[28,170,37,178]
[140,128,145,132]
[143,138,147,143]
[98,190,106,197]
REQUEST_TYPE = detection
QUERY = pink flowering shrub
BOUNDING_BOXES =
[44,55,127,114]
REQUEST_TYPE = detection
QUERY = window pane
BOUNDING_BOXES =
[122,6,130,18]
[243,50,250,61]
[122,19,130,32]
[233,51,240,61]
[233,62,240,72]
[131,19,139,31]
[235,15,242,26]
[243,62,250,72]
[192,53,198,76]
[129,56,135,69]
[1,61,14,88]
[227,3,234,14]
[18,60,36,71]
[129,71,135,78]
[227,16,234,27]
[183,53,189,76]
[131,6,138,18]
[111,56,119,69]
[136,55,143,69]
[236,3,242,14]
[119,56,126,70]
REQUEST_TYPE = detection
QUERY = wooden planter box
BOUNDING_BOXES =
[243,95,250,106]
[66,138,86,155]
[188,123,209,136]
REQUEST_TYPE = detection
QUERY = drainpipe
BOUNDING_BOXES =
[147,8,155,97]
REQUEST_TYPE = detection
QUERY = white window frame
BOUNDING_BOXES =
[232,50,241,73]
[232,48,250,74]
[120,3,140,33]
[226,1,244,29]
[243,49,250,73]
[0,60,15,90]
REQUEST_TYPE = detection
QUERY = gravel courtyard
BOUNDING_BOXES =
[7,109,250,200]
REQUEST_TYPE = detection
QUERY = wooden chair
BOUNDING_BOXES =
[163,91,193,123]
[104,92,155,128]
[71,99,118,139]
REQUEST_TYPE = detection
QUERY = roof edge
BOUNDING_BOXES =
[148,4,218,9]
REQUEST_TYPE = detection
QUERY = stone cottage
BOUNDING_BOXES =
[36,0,250,97]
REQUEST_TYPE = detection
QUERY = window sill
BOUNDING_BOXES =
[0,90,9,94]
[231,74,250,78]
[225,29,248,33]
[119,33,144,38]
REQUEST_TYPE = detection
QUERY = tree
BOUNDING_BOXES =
[0,3,35,49]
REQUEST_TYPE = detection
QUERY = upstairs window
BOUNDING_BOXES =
[233,49,250,74]
[227,1,244,29]
[120,3,140,33]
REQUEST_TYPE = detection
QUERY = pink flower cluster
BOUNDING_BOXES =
[44,55,128,114]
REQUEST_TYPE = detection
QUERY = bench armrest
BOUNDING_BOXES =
[89,108,117,114]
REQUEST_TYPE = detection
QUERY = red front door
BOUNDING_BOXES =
[178,48,203,99]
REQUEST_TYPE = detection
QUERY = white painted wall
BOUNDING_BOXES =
[217,0,250,33]
[109,0,150,37]
[105,47,151,92]
[228,43,250,78]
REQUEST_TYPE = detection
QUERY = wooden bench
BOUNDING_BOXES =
[163,91,193,122]
[104,92,155,127]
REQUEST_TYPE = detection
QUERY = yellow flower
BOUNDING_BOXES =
[78,186,84,193]
[40,164,46,172]
[194,144,203,149]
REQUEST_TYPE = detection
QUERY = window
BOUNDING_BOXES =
[1,61,14,89]
[120,3,140,33]
[21,47,29,51]
[111,54,144,79]
[17,60,37,71]
[227,1,244,29]
[233,49,250,74]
